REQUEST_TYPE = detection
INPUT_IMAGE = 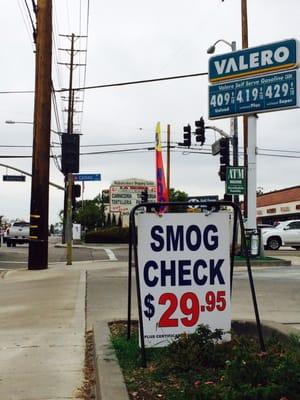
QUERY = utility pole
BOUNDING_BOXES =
[59,34,86,246]
[28,0,52,270]
[241,0,249,218]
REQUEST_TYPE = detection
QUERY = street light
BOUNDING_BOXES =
[207,39,239,203]
[5,120,63,135]
[207,39,235,54]
[5,120,34,125]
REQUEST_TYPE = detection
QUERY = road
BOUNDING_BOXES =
[0,240,298,270]
[0,239,128,269]
[87,264,300,334]
[1,240,300,331]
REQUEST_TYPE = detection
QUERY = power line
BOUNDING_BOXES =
[57,72,209,92]
[23,0,36,43]
[0,71,208,95]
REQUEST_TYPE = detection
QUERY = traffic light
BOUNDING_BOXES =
[195,117,205,145]
[179,124,191,147]
[73,184,81,198]
[72,184,81,206]
[61,134,80,174]
[141,189,148,203]
[219,137,230,181]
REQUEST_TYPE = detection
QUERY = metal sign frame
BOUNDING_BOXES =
[126,201,265,367]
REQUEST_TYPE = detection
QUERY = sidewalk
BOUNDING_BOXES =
[0,265,86,400]
[0,251,299,400]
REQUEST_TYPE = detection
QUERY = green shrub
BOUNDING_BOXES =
[85,226,129,243]
[110,322,300,400]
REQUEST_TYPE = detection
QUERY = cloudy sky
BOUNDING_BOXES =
[1,0,300,224]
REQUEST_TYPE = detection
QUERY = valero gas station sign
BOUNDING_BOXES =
[208,39,300,119]
[209,39,300,83]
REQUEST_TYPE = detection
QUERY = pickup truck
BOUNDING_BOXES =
[6,221,30,247]
[262,219,300,250]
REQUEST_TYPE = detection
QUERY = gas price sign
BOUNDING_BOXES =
[136,213,231,347]
[209,69,299,119]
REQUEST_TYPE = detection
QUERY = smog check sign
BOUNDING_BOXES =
[209,39,299,83]
[136,213,231,347]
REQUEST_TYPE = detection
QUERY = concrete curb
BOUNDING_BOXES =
[93,321,129,400]
[93,319,300,400]
[234,258,291,267]
[232,318,300,340]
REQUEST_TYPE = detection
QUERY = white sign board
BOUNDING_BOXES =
[72,224,81,240]
[110,183,156,214]
[137,213,231,347]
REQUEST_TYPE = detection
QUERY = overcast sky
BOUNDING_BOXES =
[1,0,300,224]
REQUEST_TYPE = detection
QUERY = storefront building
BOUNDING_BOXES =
[257,185,300,225]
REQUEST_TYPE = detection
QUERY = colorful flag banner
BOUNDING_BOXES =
[155,122,169,211]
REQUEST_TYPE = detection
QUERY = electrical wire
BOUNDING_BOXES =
[23,0,36,43]
[17,0,35,52]
[1,70,208,95]
[57,71,209,92]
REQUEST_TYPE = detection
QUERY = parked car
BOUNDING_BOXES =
[6,221,30,247]
[262,220,300,250]
[257,223,274,231]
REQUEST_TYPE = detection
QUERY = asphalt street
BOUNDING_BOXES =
[87,264,300,333]
[0,241,129,269]
[2,240,300,332]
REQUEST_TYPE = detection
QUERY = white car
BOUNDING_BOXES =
[6,221,30,247]
[262,220,300,250]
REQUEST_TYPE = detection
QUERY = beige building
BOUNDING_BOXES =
[256,185,300,224]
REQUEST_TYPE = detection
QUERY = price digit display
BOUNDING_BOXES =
[209,70,299,119]
[137,213,231,347]
[149,290,228,329]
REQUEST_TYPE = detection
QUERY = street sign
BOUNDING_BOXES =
[73,173,101,182]
[187,196,219,211]
[3,175,26,182]
[136,213,231,347]
[226,167,245,195]
[208,39,300,83]
[209,69,299,119]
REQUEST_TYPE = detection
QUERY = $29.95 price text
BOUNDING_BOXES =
[144,290,227,328]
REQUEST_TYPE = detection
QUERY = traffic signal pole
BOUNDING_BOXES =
[28,0,52,270]
[241,0,249,219]
[66,34,75,265]
[246,115,257,231]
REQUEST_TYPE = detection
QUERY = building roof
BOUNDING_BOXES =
[257,185,300,207]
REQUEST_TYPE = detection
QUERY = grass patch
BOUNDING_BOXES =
[110,322,300,400]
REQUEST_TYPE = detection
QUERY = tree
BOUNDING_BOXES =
[106,213,112,227]
[169,188,189,212]
[60,193,106,231]
[257,186,264,196]
[118,214,122,227]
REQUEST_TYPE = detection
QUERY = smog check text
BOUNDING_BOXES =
[143,224,225,288]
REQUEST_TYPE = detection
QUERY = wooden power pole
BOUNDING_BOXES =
[28,0,52,270]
